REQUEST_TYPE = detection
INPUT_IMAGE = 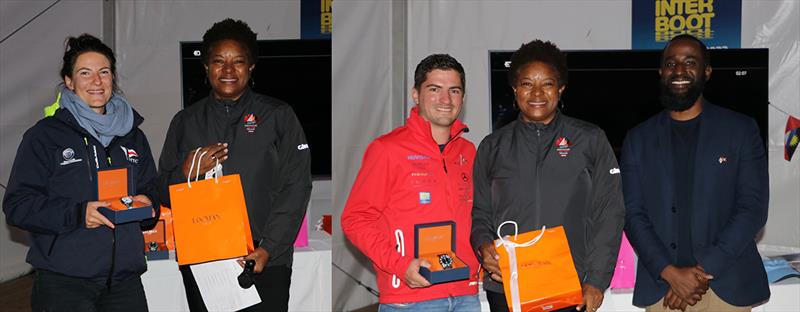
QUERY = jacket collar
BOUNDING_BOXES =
[208,87,251,115]
[406,106,469,147]
[518,109,562,133]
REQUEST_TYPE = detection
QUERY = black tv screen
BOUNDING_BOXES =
[181,40,331,179]
[489,49,768,156]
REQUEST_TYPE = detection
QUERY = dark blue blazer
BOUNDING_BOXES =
[621,102,770,307]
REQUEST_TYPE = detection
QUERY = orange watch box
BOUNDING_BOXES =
[96,167,153,224]
[142,220,169,260]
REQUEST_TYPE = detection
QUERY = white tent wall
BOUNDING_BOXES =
[743,0,800,248]
[332,0,800,309]
[0,0,104,283]
[332,1,404,310]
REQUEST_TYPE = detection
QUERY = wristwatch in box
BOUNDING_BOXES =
[438,253,453,270]
[148,241,159,252]
[120,196,134,209]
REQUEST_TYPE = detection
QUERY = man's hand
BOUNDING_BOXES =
[238,247,269,273]
[660,265,713,305]
[478,242,502,282]
[85,201,114,229]
[576,284,604,311]
[404,258,432,288]
[182,143,229,179]
[664,288,689,311]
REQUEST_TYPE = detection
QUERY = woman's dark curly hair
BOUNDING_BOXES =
[507,39,568,87]
[201,18,258,65]
[60,33,120,92]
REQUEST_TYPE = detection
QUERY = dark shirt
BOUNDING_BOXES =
[670,116,700,266]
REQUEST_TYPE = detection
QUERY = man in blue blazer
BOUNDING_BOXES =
[621,34,769,312]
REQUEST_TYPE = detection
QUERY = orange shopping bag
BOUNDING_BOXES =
[494,222,583,312]
[169,149,254,265]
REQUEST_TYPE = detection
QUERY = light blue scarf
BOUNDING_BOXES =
[59,86,134,147]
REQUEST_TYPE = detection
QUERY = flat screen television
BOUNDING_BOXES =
[489,49,768,157]
[181,40,331,179]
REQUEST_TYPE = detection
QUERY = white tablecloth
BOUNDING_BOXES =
[141,231,332,312]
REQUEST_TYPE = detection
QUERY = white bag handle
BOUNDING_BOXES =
[495,221,545,248]
[186,148,219,188]
[187,148,201,188]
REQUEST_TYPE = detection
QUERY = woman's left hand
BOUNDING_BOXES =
[576,284,604,311]
[131,194,154,217]
[238,247,270,273]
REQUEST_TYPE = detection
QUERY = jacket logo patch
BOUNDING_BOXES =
[718,155,728,164]
[120,146,139,164]
[60,148,82,165]
[609,168,620,174]
[452,154,468,166]
[419,192,431,204]
[297,144,309,150]
[555,137,571,158]
[244,113,258,133]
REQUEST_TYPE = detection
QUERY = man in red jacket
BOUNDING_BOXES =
[342,54,480,311]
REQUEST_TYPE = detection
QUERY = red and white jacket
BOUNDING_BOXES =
[341,107,479,304]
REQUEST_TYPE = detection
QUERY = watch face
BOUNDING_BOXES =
[121,196,134,209]
[148,241,159,252]
[438,253,453,270]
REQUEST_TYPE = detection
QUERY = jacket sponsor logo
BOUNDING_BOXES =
[120,146,139,164]
[555,137,571,158]
[59,148,82,165]
[419,192,431,204]
[411,172,429,177]
[297,143,309,150]
[244,113,258,133]
[407,155,430,161]
[718,155,727,164]
[452,154,468,166]
[609,168,621,174]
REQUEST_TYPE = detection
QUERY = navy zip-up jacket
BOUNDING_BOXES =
[3,107,160,284]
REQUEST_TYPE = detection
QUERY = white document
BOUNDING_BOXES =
[191,258,261,311]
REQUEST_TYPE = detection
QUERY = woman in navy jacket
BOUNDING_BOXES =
[3,34,159,312]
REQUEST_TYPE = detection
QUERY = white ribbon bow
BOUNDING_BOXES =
[495,221,546,312]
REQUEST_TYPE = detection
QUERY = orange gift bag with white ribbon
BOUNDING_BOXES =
[169,148,254,265]
[494,221,583,312]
